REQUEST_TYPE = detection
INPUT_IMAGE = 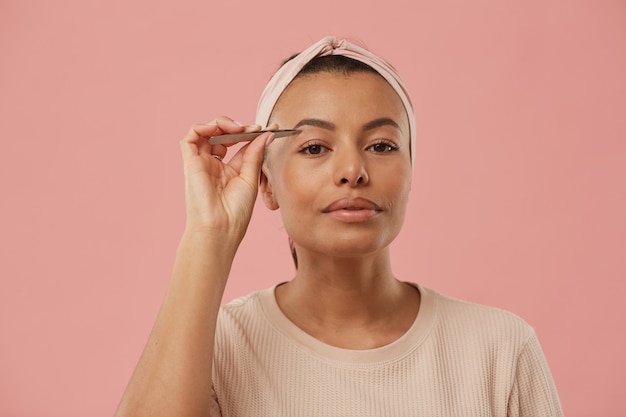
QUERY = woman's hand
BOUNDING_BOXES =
[115,117,279,417]
[180,116,275,241]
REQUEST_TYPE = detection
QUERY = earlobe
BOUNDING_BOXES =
[260,166,280,210]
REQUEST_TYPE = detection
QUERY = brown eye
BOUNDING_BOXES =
[368,141,398,153]
[306,145,323,154]
[299,142,329,155]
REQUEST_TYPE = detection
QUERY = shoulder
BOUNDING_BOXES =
[215,287,277,342]
[218,289,265,323]
[425,286,533,331]
[421,286,536,351]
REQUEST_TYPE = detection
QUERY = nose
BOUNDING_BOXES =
[340,176,364,184]
[334,149,369,187]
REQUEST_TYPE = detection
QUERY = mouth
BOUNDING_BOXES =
[322,197,382,212]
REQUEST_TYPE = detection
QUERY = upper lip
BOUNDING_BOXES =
[322,197,382,212]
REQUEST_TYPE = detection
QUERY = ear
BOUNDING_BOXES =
[260,164,280,210]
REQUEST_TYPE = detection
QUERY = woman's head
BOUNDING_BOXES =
[256,36,416,166]
[257,37,415,265]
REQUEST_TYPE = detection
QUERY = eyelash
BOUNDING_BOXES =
[367,140,399,153]
[298,141,328,156]
[297,139,399,156]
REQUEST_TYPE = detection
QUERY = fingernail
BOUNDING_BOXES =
[234,120,244,126]
[265,132,275,146]
[244,124,262,133]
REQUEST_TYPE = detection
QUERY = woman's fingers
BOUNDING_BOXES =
[228,131,274,183]
[180,116,271,178]
[209,144,228,161]
[180,117,260,162]
[178,118,275,233]
[243,131,274,180]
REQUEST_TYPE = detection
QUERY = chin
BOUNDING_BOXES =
[312,232,396,258]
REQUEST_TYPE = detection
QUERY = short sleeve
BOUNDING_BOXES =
[507,332,563,417]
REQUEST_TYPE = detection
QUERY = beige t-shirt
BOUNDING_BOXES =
[210,284,562,416]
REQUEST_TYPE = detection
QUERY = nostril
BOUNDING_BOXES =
[341,178,349,184]
[357,176,363,183]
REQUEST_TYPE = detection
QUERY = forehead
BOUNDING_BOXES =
[269,72,409,129]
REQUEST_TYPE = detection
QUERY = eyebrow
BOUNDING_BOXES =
[362,117,401,131]
[293,118,336,130]
[292,117,400,132]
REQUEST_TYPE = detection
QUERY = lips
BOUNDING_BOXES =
[322,197,382,213]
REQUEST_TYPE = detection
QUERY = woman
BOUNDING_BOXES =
[116,36,562,416]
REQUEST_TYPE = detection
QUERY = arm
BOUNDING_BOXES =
[115,118,274,417]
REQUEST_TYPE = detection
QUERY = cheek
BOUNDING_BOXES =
[378,168,412,223]
[379,159,412,194]
[275,170,319,208]
[269,159,318,209]
[387,183,410,216]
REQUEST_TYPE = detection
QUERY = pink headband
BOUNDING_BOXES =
[255,36,417,167]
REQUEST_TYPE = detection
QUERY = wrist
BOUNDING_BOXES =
[180,226,242,258]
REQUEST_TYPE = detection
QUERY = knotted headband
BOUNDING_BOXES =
[255,36,417,167]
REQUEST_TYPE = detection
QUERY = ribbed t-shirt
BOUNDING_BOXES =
[210,284,562,416]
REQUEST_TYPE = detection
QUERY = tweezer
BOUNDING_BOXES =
[208,129,300,145]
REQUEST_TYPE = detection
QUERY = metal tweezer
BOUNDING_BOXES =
[209,129,300,145]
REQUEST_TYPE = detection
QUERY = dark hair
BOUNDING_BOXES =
[299,54,379,77]
[288,237,298,269]
[281,54,380,80]
[279,54,381,270]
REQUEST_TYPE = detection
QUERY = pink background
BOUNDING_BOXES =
[1,0,625,416]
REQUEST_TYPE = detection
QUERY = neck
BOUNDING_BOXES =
[294,247,396,298]
[275,247,420,349]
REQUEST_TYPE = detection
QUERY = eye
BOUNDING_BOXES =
[367,140,398,153]
[298,141,329,156]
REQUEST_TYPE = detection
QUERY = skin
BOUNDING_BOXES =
[262,72,419,349]
[115,71,419,416]
[115,118,273,417]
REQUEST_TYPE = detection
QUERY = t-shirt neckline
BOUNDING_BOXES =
[257,282,438,365]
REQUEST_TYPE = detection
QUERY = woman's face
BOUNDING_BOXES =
[261,71,412,257]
